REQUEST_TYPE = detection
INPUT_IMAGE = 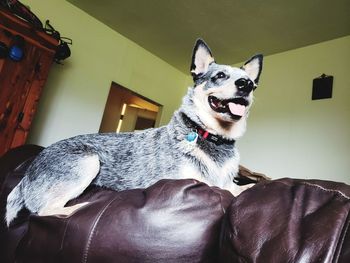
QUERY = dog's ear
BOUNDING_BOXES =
[190,39,215,81]
[241,54,263,84]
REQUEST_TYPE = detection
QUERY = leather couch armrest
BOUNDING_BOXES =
[8,179,234,263]
[220,178,350,262]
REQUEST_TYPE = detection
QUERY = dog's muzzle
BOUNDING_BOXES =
[208,96,249,120]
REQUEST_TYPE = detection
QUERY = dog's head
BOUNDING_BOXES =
[187,39,263,139]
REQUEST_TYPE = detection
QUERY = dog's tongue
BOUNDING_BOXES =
[228,102,246,117]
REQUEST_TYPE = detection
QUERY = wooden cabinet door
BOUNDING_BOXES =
[10,48,55,149]
[0,32,40,155]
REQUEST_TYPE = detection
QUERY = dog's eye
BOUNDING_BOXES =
[212,72,227,81]
[217,72,226,79]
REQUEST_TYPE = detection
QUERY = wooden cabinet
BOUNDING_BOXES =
[0,8,58,156]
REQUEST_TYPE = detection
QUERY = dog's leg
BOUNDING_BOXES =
[34,154,100,217]
[38,202,90,217]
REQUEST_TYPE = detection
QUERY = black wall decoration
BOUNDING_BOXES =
[312,74,333,100]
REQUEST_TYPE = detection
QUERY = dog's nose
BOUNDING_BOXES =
[235,78,254,95]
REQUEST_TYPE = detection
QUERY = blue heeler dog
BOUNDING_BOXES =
[6,39,263,226]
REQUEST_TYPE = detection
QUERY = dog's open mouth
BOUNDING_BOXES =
[208,96,249,120]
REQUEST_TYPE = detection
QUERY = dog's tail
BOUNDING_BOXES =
[5,182,24,227]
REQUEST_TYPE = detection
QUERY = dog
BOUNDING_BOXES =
[6,39,263,226]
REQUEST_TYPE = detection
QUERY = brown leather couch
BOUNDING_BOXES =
[0,145,349,263]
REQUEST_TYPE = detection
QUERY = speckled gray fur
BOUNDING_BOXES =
[6,39,263,226]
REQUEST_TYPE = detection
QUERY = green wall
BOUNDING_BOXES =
[22,1,349,184]
[238,35,350,183]
[23,0,190,146]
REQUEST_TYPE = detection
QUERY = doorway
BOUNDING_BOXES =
[99,82,162,133]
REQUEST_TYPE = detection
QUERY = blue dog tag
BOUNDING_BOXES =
[186,131,198,143]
